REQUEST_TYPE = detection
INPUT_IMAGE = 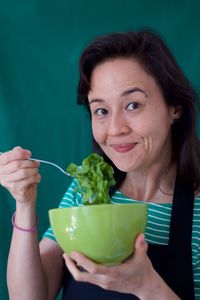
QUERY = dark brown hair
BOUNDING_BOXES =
[77,29,200,194]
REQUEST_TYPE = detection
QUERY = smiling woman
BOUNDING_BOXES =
[88,58,178,176]
[1,29,200,300]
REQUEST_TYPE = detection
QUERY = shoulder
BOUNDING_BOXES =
[193,196,200,233]
[194,195,200,209]
[192,196,200,265]
[194,194,200,207]
[59,179,82,208]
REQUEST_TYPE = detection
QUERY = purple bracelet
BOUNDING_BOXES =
[12,212,38,232]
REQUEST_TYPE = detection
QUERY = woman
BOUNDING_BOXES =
[0,30,200,300]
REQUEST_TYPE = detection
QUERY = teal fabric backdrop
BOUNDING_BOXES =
[0,1,200,299]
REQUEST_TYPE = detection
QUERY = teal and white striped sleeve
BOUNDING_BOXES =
[43,179,83,241]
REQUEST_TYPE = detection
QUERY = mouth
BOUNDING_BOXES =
[111,143,137,153]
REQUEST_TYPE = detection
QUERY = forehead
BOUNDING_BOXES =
[88,58,159,99]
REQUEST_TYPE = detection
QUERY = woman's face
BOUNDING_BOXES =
[88,58,179,172]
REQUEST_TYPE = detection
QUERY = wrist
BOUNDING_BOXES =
[16,201,36,212]
[12,212,38,232]
[15,203,37,230]
[138,270,181,300]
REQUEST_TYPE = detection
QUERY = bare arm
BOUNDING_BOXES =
[0,147,63,299]
[40,238,64,299]
[7,207,64,300]
[7,204,48,300]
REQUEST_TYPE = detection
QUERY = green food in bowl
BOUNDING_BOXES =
[66,153,115,205]
[49,203,147,265]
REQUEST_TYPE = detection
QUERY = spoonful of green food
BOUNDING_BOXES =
[0,152,115,205]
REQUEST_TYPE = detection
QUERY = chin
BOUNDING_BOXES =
[112,161,135,173]
[103,150,139,172]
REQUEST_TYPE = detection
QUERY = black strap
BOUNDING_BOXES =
[147,176,195,299]
[169,176,194,250]
[168,176,194,299]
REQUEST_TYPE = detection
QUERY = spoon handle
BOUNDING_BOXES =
[0,152,70,177]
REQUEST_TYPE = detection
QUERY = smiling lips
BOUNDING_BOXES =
[111,143,137,153]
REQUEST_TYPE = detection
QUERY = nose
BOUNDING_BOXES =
[107,113,130,136]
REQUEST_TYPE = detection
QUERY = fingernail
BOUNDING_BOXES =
[71,252,78,259]
[63,253,67,259]
[25,150,32,157]
[140,233,146,246]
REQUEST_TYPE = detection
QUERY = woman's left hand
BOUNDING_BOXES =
[63,233,154,297]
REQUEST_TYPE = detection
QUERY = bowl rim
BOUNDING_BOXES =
[49,202,147,213]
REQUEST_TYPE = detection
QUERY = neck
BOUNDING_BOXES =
[120,160,176,203]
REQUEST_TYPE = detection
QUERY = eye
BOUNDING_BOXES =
[93,108,108,116]
[126,102,141,111]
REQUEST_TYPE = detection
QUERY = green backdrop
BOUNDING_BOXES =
[0,1,200,299]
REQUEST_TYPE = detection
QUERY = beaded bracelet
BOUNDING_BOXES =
[12,212,38,232]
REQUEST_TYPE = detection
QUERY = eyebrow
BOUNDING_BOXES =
[121,87,147,97]
[89,87,147,105]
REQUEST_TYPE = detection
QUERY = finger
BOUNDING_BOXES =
[70,251,107,275]
[18,174,41,189]
[0,159,40,176]
[63,253,106,287]
[1,167,39,182]
[133,233,148,260]
[63,253,86,281]
[1,173,41,190]
[0,146,31,166]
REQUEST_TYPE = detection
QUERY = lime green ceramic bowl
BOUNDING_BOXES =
[49,203,147,265]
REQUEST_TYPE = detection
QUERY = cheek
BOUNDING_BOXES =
[92,122,106,144]
[143,118,172,152]
[139,115,170,143]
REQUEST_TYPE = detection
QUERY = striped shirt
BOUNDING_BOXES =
[44,179,200,299]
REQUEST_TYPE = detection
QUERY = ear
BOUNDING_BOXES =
[169,105,182,123]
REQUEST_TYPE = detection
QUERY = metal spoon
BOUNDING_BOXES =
[0,151,70,176]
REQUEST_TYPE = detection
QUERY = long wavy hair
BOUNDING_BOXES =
[77,29,200,194]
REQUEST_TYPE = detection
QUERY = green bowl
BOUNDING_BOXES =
[49,203,147,265]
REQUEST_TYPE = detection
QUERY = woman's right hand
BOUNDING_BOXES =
[0,146,41,206]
